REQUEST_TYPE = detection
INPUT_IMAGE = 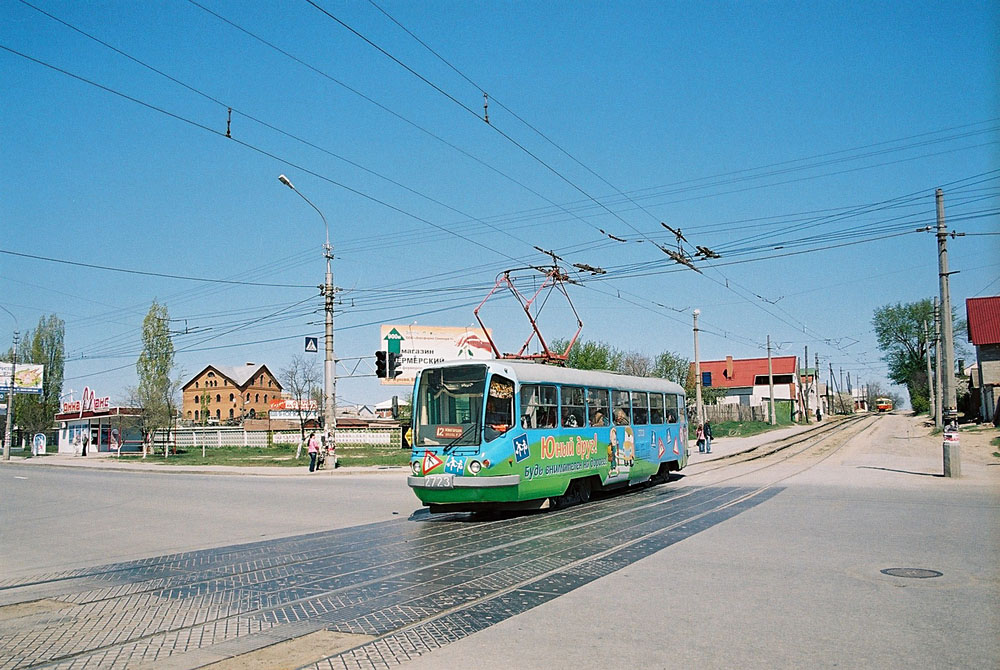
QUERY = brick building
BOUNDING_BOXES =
[181,363,282,424]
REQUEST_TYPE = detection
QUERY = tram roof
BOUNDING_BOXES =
[431,359,685,395]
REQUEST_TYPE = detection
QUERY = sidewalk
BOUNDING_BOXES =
[2,450,406,477]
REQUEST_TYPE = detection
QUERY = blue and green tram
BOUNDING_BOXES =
[407,360,688,512]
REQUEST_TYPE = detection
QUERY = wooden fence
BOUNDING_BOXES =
[700,403,769,423]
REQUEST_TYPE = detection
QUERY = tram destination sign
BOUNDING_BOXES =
[379,324,493,386]
[0,362,44,394]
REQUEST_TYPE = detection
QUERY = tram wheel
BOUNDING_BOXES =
[554,478,592,508]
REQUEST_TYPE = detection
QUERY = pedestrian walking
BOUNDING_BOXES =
[703,420,713,453]
[81,432,89,457]
[307,432,320,472]
[696,423,705,453]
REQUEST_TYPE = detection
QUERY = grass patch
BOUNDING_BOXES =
[688,420,791,440]
[119,442,410,468]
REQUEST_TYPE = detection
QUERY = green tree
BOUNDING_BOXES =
[872,299,937,413]
[652,350,689,385]
[133,301,176,456]
[551,338,624,371]
[9,315,65,438]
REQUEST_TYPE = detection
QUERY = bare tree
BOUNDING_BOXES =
[621,351,653,376]
[280,355,320,458]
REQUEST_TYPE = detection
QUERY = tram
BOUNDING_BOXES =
[407,360,688,512]
[875,397,893,413]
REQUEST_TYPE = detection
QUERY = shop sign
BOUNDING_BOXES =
[269,398,318,411]
[62,386,110,416]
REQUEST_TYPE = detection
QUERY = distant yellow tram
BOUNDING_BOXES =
[875,397,893,413]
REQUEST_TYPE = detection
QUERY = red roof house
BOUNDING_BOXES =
[967,296,1000,346]
[690,355,799,389]
[965,296,1000,424]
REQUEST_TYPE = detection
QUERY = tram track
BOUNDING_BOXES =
[1,416,878,670]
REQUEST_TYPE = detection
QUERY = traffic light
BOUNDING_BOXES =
[388,352,402,379]
[375,350,387,378]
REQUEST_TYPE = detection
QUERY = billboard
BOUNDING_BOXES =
[379,325,494,386]
[0,362,44,394]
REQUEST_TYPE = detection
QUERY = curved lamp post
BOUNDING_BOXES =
[278,175,336,448]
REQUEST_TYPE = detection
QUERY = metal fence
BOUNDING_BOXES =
[154,426,401,450]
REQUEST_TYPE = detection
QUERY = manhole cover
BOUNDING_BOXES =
[880,567,943,579]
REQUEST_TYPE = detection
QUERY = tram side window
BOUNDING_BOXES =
[665,393,679,423]
[520,384,558,429]
[485,375,515,442]
[649,393,664,424]
[587,388,609,426]
[632,391,649,424]
[613,390,631,425]
[561,386,585,427]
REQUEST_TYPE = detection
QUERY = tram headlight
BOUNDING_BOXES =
[468,460,482,475]
[411,460,421,476]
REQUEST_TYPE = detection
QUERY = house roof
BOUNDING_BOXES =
[966,296,1000,345]
[689,355,798,388]
[182,363,281,391]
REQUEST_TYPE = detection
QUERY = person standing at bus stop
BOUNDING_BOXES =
[703,420,713,453]
[307,432,320,472]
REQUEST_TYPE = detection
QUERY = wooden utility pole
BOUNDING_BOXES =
[815,353,821,419]
[767,335,776,425]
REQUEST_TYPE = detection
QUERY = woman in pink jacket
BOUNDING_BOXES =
[307,432,320,472]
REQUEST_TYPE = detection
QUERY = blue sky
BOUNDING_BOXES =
[2,0,998,408]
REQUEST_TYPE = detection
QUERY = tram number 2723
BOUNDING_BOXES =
[423,474,455,489]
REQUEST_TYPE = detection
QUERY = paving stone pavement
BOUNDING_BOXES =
[0,481,779,669]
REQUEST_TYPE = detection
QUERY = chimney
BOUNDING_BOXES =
[725,356,734,379]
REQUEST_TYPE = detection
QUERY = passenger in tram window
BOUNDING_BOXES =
[591,410,606,426]
[614,408,629,425]
[563,413,579,428]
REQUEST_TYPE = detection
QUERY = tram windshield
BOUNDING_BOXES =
[414,365,488,447]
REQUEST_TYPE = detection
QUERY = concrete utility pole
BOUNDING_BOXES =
[923,320,935,422]
[933,297,943,430]
[936,188,960,476]
[3,330,19,460]
[829,362,842,414]
[767,335,776,425]
[692,309,703,425]
[803,345,810,423]
[279,175,337,451]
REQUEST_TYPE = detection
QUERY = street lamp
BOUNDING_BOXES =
[692,309,703,427]
[278,174,336,451]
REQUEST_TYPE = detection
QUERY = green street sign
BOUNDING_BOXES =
[385,328,404,355]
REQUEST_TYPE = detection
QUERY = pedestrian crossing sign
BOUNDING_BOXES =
[305,337,318,353]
